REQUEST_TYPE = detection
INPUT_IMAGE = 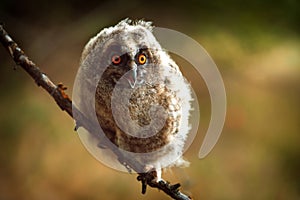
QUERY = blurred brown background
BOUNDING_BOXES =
[0,0,300,199]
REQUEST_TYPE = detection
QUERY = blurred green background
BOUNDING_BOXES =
[1,0,300,199]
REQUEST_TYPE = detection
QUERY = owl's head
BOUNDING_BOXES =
[81,19,175,88]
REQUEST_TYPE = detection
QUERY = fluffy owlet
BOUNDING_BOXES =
[74,19,193,180]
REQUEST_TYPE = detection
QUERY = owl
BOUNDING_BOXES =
[74,19,193,180]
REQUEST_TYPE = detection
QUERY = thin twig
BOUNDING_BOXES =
[0,24,192,200]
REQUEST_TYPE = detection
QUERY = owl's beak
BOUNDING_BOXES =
[126,66,137,88]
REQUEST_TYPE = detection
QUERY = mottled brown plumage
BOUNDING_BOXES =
[75,19,193,177]
[96,80,181,153]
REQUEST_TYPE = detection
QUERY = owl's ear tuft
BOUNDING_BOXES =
[119,18,132,26]
[135,19,153,31]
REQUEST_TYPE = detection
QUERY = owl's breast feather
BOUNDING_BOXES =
[107,84,183,154]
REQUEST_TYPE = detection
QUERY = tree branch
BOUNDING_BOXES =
[0,24,192,200]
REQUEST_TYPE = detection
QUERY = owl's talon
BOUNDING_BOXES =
[137,170,158,194]
[137,173,148,194]
[141,179,147,194]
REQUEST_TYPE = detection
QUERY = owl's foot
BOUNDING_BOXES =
[137,170,183,196]
[137,170,157,194]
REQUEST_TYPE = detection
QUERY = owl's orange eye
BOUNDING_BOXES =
[138,54,147,65]
[111,55,121,65]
